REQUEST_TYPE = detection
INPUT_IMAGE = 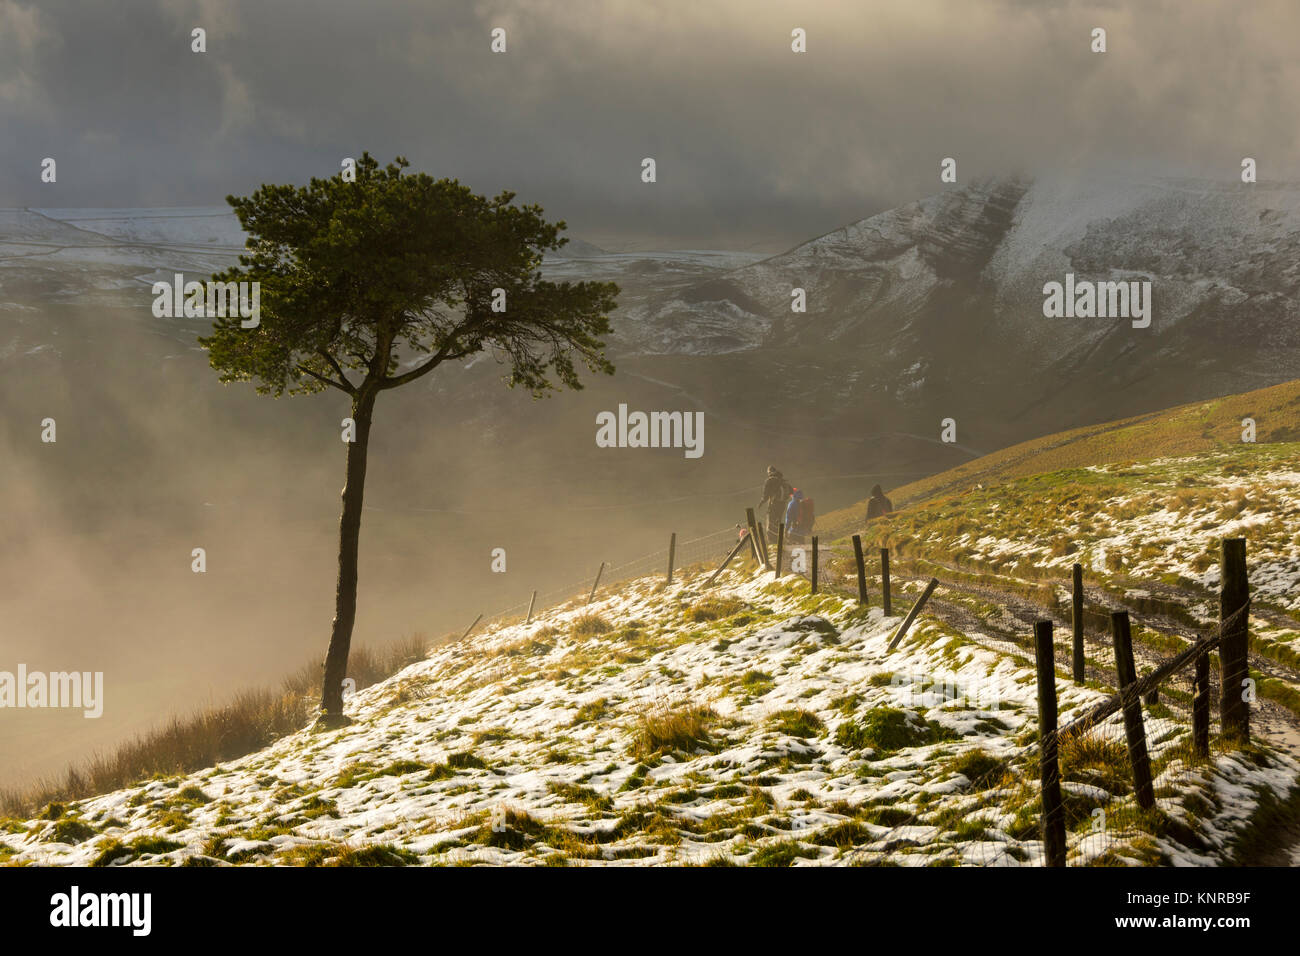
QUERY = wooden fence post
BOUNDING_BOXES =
[774,522,785,578]
[1111,610,1155,810]
[757,522,770,565]
[525,590,537,625]
[888,578,939,651]
[1219,538,1250,745]
[880,548,892,616]
[810,536,819,594]
[1034,620,1067,868]
[745,509,766,567]
[707,535,749,587]
[1071,563,1085,683]
[461,613,483,641]
[1193,651,1211,760]
[852,535,868,605]
[666,532,676,584]
[586,561,605,605]
[748,509,764,567]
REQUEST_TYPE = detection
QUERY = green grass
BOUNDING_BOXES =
[835,707,948,753]
[768,709,826,738]
[44,818,97,845]
[90,835,185,867]
[748,839,820,866]
[547,781,614,813]
[572,698,609,724]
[685,596,747,623]
[822,378,1300,529]
[944,750,1009,790]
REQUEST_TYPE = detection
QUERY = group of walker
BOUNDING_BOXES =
[755,465,893,545]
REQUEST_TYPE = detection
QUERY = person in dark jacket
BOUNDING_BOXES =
[759,466,792,534]
[865,484,893,520]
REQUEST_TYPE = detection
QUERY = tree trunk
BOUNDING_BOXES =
[318,386,378,722]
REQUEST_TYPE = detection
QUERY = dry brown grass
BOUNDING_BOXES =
[631,702,718,758]
[570,614,612,637]
[684,595,747,623]
[1166,487,1204,514]
[1058,731,1132,796]
[1217,492,1250,520]
[1,633,431,816]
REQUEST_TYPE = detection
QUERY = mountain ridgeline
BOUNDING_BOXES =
[616,175,1300,457]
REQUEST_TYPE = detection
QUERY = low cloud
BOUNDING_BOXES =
[2,0,1298,247]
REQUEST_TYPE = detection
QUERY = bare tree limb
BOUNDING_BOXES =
[297,364,355,395]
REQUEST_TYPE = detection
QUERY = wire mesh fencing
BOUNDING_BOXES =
[440,513,1259,867]
[466,526,746,639]
[753,529,1257,866]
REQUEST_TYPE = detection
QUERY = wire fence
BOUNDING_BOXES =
[770,533,1253,866]
[1059,660,1227,866]
[465,525,745,637]
[443,514,1258,867]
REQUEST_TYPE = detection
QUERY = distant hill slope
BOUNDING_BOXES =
[807,383,1300,772]
[821,377,1300,536]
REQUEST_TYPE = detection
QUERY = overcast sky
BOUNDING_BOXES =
[3,0,1298,250]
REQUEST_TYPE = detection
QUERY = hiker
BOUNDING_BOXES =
[865,484,892,521]
[797,490,815,539]
[784,488,805,544]
[759,465,792,535]
[784,487,815,544]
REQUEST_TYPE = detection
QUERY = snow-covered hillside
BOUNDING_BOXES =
[0,205,758,343]
[621,175,1300,357]
[610,175,1300,448]
[4,563,1293,867]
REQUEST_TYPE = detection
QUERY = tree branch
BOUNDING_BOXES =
[377,339,474,390]
[318,349,355,391]
[297,364,356,395]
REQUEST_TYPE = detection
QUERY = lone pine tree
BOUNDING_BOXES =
[200,154,618,727]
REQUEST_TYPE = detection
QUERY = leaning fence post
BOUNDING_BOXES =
[852,535,869,605]
[708,535,749,587]
[666,532,676,584]
[880,548,892,616]
[586,561,605,605]
[810,536,819,594]
[757,522,770,565]
[1111,610,1155,811]
[1034,620,1067,868]
[774,522,785,578]
[460,613,483,641]
[1219,538,1250,745]
[887,578,939,651]
[1193,651,1211,760]
[744,509,765,567]
[525,590,537,625]
[1071,563,1085,683]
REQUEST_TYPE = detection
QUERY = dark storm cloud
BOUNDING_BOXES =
[3,0,1299,249]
